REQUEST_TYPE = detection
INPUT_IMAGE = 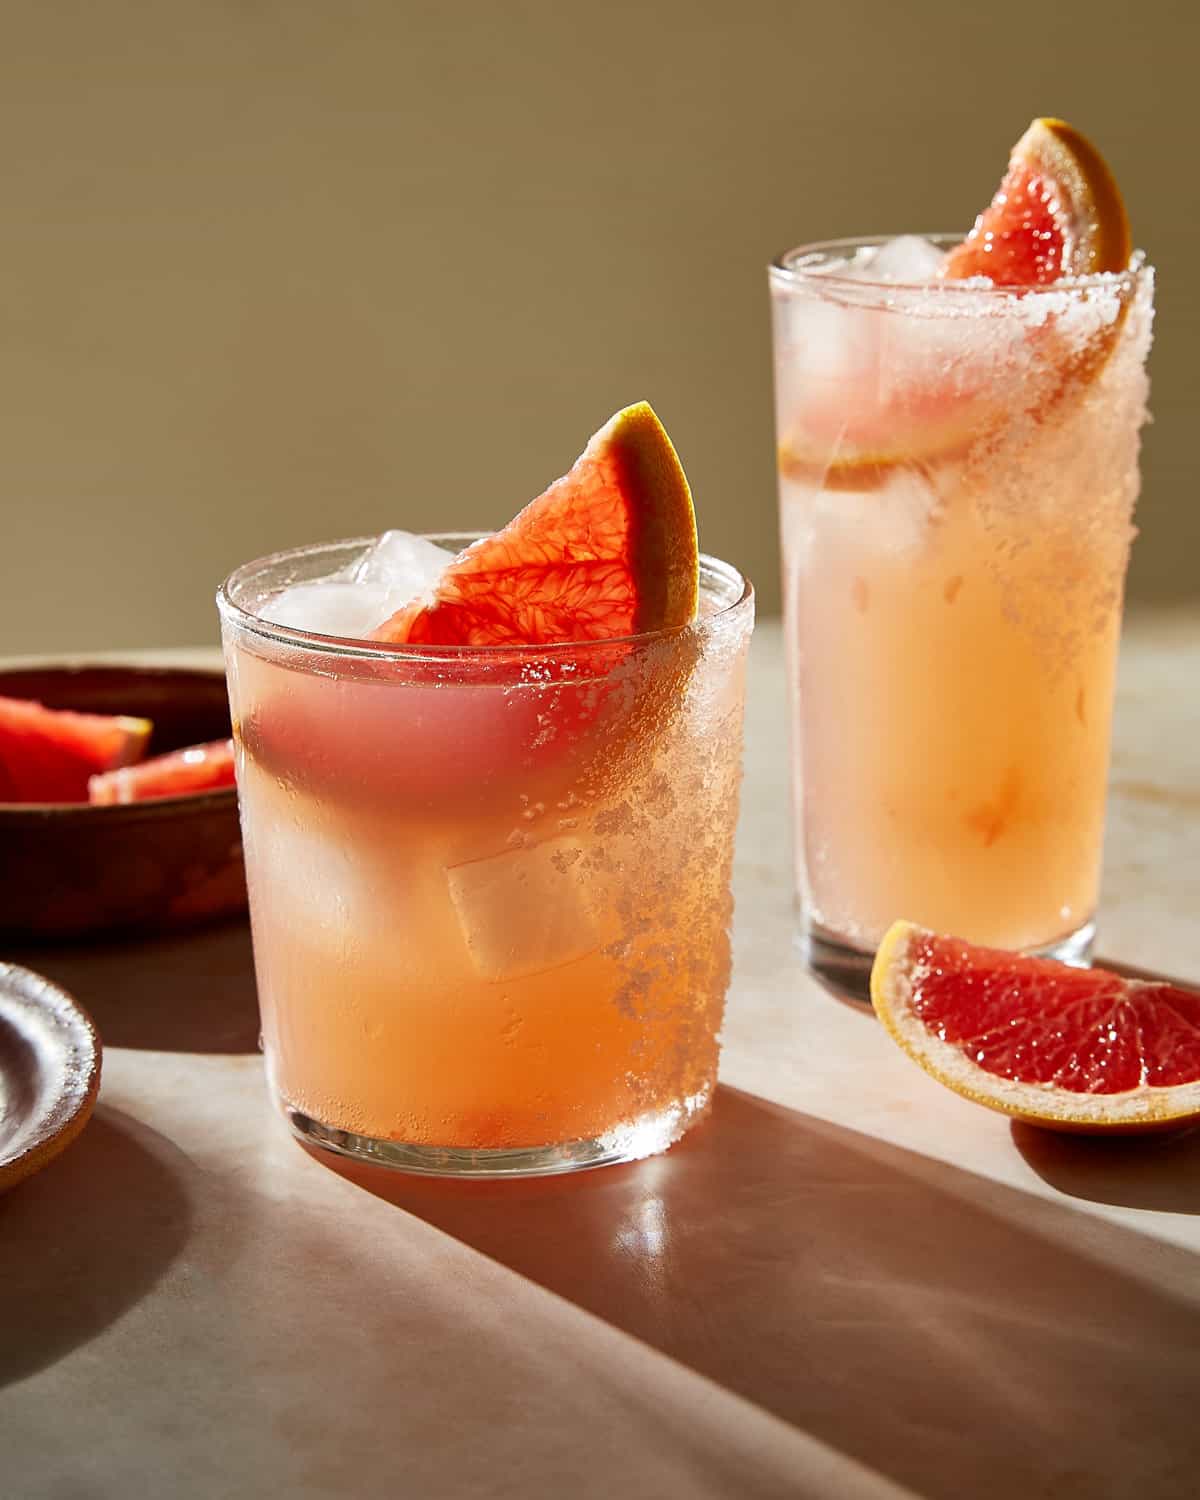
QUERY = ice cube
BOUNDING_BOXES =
[772,289,880,426]
[258,530,450,639]
[350,529,449,594]
[812,462,945,560]
[854,235,945,285]
[446,837,598,982]
[259,581,398,639]
[244,809,361,934]
[873,464,946,555]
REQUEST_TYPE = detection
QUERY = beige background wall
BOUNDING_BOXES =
[0,0,1193,654]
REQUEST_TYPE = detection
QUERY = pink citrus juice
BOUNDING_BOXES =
[770,239,1153,959]
[220,541,752,1168]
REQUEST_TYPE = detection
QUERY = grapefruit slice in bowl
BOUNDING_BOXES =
[0,696,151,804]
[0,665,246,940]
[870,921,1200,1134]
[88,738,237,804]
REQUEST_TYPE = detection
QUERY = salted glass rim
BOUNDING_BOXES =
[769,233,1148,300]
[217,532,753,663]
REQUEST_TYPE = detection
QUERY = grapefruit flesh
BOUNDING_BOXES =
[87,738,236,805]
[0,696,151,804]
[871,921,1200,1132]
[941,117,1132,284]
[371,401,699,646]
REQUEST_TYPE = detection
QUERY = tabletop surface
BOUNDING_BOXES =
[2,615,1199,1500]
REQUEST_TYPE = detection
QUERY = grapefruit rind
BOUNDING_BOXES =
[370,401,699,647]
[601,400,700,633]
[870,920,1200,1134]
[779,430,979,493]
[113,717,151,755]
[1033,117,1132,276]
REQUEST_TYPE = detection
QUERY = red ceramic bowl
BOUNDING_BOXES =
[0,665,246,942]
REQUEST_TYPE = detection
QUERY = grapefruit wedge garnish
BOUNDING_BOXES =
[0,696,151,804]
[241,404,707,815]
[371,402,699,646]
[871,922,1200,1134]
[781,118,1134,490]
[941,117,1132,284]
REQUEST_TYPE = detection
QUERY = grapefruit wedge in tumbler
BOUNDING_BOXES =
[371,401,699,646]
[218,402,754,1177]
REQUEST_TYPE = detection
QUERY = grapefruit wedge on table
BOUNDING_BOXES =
[371,401,699,646]
[871,921,1200,1134]
[780,116,1134,487]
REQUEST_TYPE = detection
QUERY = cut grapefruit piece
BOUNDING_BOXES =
[942,117,1131,284]
[778,399,985,492]
[88,738,236,804]
[371,402,699,646]
[782,119,1134,490]
[871,921,1200,1133]
[0,696,151,804]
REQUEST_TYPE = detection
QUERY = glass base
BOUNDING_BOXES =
[800,917,1097,1007]
[284,1084,712,1179]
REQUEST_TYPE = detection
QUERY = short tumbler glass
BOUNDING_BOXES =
[218,536,754,1176]
[769,237,1153,996]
